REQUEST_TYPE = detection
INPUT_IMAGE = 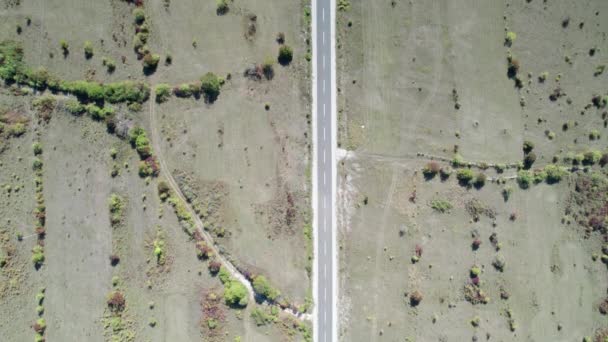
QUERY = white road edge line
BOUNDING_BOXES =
[330,0,338,341]
[310,0,319,340]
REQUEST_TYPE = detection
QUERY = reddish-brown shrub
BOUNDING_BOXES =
[107,291,126,312]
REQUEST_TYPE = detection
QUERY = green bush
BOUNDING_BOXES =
[103,57,116,73]
[155,84,171,103]
[32,157,43,171]
[456,168,474,185]
[7,123,26,137]
[135,133,151,158]
[224,280,248,307]
[103,81,150,103]
[452,153,465,167]
[200,72,221,102]
[60,40,69,54]
[65,99,84,115]
[474,173,487,187]
[544,164,568,183]
[253,275,280,301]
[218,266,231,284]
[84,41,94,58]
[251,307,275,326]
[32,142,42,155]
[31,245,44,266]
[278,45,293,65]
[142,53,160,72]
[109,193,124,226]
[583,150,602,165]
[517,170,532,189]
[505,31,516,45]
[430,199,452,213]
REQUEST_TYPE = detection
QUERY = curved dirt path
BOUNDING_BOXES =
[148,99,255,300]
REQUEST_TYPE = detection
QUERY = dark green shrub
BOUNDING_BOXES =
[278,45,293,65]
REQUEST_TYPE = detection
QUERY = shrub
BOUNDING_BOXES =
[155,84,171,103]
[103,81,150,103]
[251,307,274,326]
[502,186,513,201]
[422,162,440,179]
[474,173,487,188]
[253,275,280,301]
[517,170,532,189]
[31,245,44,266]
[583,150,602,165]
[409,290,423,306]
[65,99,84,115]
[216,0,229,15]
[278,45,293,65]
[224,281,248,307]
[600,153,608,167]
[32,142,42,155]
[135,132,151,158]
[523,152,536,169]
[456,168,474,185]
[33,318,46,333]
[157,181,170,201]
[505,31,516,46]
[107,291,126,312]
[142,53,160,72]
[60,40,69,54]
[173,83,195,97]
[208,259,221,274]
[452,153,465,167]
[7,123,26,137]
[84,41,94,58]
[133,8,146,24]
[470,265,481,278]
[523,140,534,154]
[32,157,43,171]
[109,193,124,226]
[262,58,274,80]
[200,72,221,102]
[103,57,116,73]
[430,199,452,213]
[544,164,567,183]
[492,255,506,272]
[196,241,213,259]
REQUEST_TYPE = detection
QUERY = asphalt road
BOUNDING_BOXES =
[314,0,335,341]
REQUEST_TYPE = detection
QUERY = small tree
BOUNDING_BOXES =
[278,45,293,65]
[224,281,248,307]
[253,275,280,301]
